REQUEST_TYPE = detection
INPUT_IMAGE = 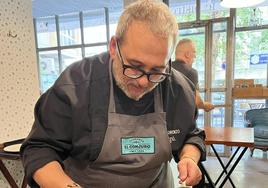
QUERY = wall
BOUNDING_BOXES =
[0,0,40,187]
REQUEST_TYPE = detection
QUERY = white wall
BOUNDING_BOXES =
[0,0,40,187]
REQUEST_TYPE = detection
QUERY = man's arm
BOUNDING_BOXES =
[179,143,201,163]
[33,161,81,188]
[195,90,214,112]
[177,144,202,186]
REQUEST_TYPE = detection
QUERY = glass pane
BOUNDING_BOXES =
[61,48,82,71]
[169,0,196,23]
[179,27,206,89]
[210,92,225,154]
[236,5,268,27]
[197,93,205,127]
[85,45,107,57]
[109,10,121,37]
[234,30,268,86]
[233,99,266,128]
[59,13,81,46]
[197,109,204,127]
[201,0,229,20]
[109,23,117,38]
[211,92,225,127]
[212,22,227,88]
[39,51,59,92]
[83,9,107,44]
[36,16,57,48]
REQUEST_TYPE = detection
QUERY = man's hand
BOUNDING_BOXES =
[204,102,214,112]
[177,157,202,186]
[33,161,79,188]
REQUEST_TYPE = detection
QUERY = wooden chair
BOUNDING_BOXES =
[0,138,27,188]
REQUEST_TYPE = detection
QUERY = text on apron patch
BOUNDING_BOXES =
[121,137,155,155]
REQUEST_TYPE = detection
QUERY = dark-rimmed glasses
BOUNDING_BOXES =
[116,40,171,83]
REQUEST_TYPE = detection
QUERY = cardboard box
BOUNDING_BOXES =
[234,79,254,88]
[263,87,268,97]
[232,87,263,98]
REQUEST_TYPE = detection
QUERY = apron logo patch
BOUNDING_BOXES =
[121,137,155,155]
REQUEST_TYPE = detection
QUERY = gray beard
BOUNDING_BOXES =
[112,60,158,101]
[114,76,158,101]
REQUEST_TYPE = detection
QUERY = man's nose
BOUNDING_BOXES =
[136,75,150,88]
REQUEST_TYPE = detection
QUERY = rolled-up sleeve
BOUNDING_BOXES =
[184,127,206,161]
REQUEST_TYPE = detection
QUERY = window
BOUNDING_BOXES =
[169,0,196,23]
[211,22,227,88]
[59,13,81,46]
[83,9,107,44]
[36,16,57,48]
[236,6,268,27]
[35,9,110,93]
[200,0,229,20]
[38,51,59,91]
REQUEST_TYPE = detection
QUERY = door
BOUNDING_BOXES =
[178,19,231,154]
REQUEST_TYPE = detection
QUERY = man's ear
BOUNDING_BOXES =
[109,36,117,59]
[185,51,191,58]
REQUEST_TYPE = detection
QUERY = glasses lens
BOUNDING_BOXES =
[124,67,143,78]
[149,74,167,82]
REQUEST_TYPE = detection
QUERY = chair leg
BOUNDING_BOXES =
[250,148,254,157]
[21,174,27,188]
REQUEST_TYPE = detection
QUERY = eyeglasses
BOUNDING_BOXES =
[116,40,171,83]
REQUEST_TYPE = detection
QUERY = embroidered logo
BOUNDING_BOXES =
[121,137,155,155]
[167,129,181,143]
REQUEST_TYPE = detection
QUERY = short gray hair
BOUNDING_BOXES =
[175,38,194,55]
[116,0,178,50]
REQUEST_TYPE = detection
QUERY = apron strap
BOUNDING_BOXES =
[108,60,116,113]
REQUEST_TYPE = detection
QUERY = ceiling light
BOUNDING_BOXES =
[220,0,265,8]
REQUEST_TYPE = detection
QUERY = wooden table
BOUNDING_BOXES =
[201,127,254,188]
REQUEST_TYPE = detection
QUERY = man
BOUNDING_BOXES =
[20,1,206,187]
[173,38,214,112]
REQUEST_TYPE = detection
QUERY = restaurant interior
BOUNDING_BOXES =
[1,0,268,187]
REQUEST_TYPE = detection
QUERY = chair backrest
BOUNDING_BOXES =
[244,108,268,127]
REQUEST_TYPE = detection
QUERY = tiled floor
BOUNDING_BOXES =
[170,149,268,188]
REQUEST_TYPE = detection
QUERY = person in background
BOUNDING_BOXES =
[20,1,206,188]
[173,38,214,112]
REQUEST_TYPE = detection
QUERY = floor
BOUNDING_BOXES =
[170,149,268,188]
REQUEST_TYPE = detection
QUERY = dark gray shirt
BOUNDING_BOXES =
[172,59,199,89]
[20,52,206,187]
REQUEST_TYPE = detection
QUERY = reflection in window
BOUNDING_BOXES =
[39,51,59,92]
[212,22,227,88]
[61,48,82,70]
[36,16,57,48]
[85,46,107,57]
[84,9,107,44]
[200,0,229,20]
[59,13,81,46]
[236,6,268,27]
[235,30,268,86]
[169,0,196,23]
